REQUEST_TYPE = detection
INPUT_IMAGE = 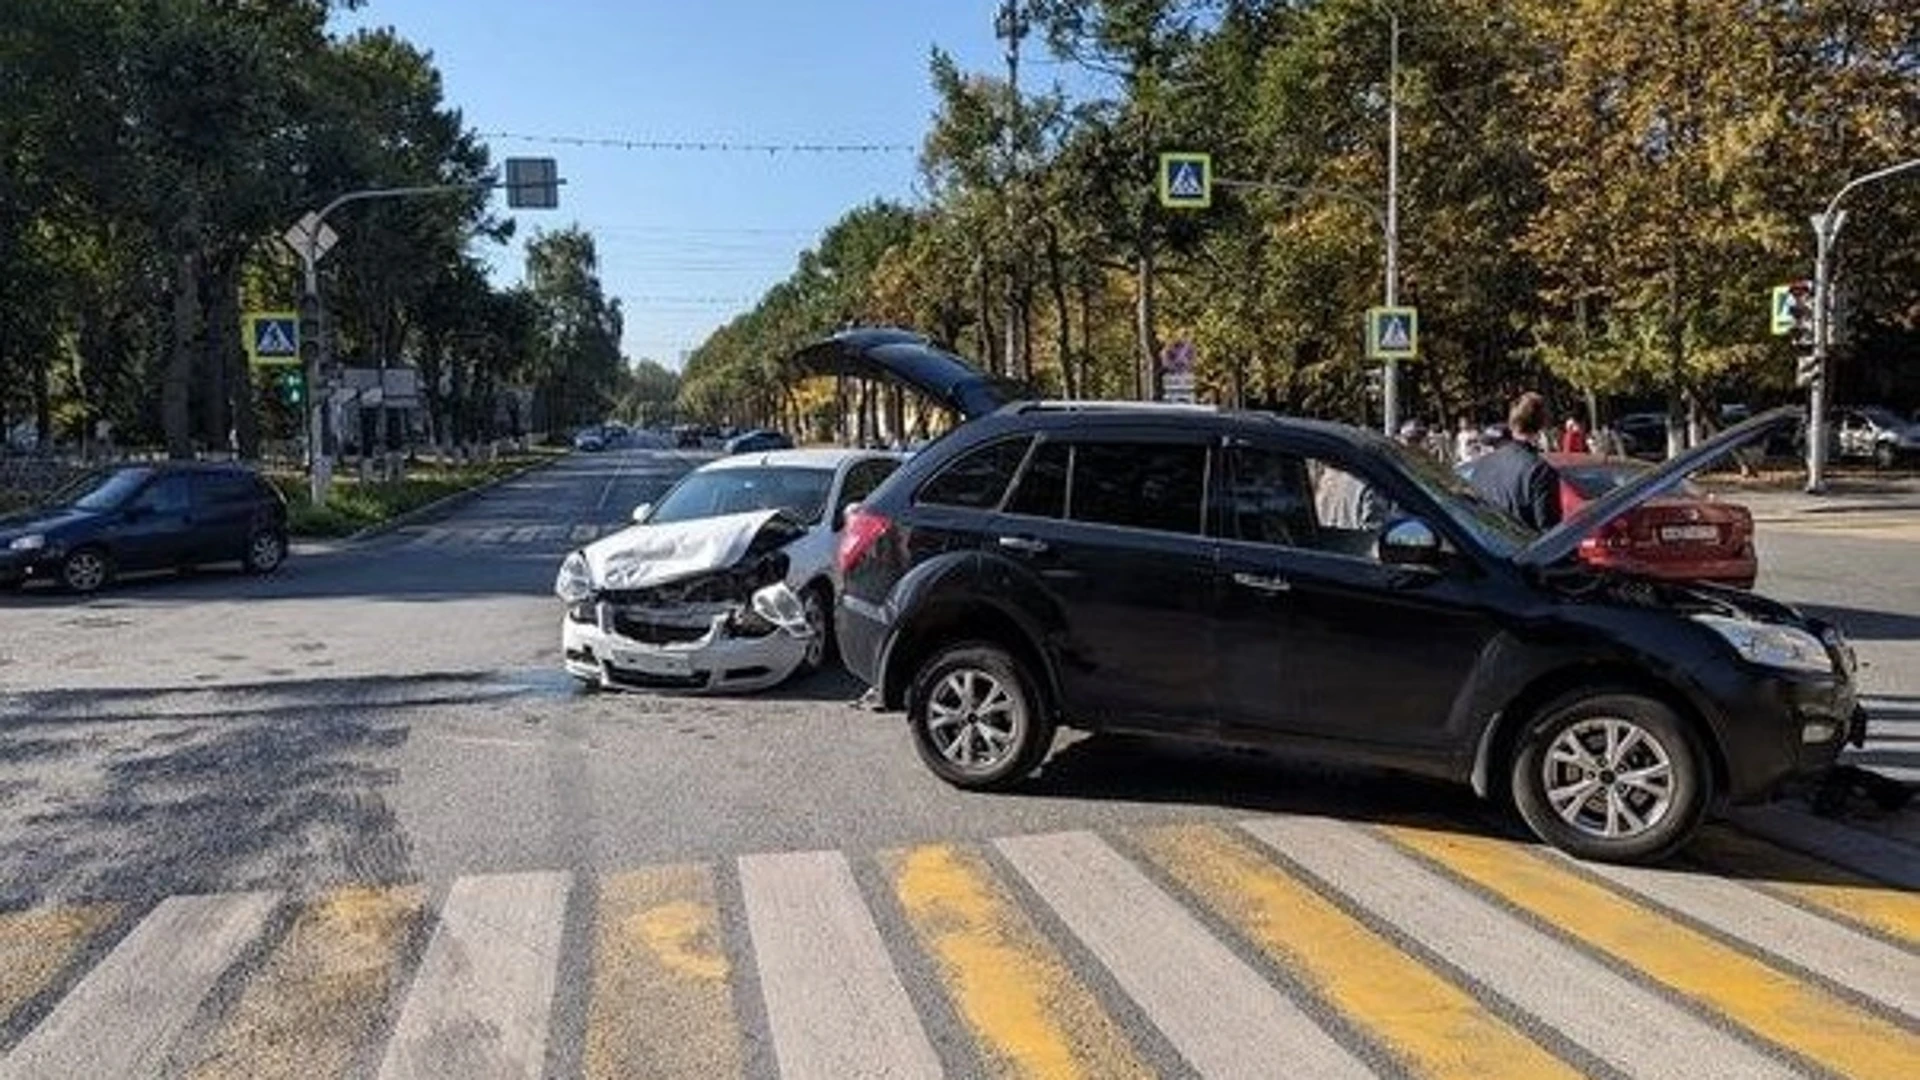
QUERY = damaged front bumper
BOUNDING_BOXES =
[561,581,814,693]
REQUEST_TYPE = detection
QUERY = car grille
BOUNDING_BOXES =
[609,611,710,645]
[604,665,709,691]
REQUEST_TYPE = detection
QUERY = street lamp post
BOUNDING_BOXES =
[1378,3,1402,437]
[1805,156,1920,493]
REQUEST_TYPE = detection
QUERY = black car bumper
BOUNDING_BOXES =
[1714,670,1861,802]
[0,549,59,587]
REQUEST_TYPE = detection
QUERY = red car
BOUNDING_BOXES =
[1549,453,1757,588]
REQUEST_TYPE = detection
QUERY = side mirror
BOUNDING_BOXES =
[1378,518,1444,568]
[630,502,652,524]
[834,500,859,531]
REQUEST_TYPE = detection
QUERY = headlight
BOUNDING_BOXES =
[1694,614,1832,674]
[8,534,46,552]
[554,552,595,603]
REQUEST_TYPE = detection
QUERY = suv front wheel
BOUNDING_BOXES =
[1510,690,1709,864]
[908,642,1053,790]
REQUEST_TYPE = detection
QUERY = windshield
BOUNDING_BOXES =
[1387,442,1537,557]
[1559,460,1703,501]
[52,468,153,512]
[1856,406,1905,429]
[646,466,834,526]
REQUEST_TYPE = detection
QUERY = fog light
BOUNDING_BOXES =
[1801,720,1839,744]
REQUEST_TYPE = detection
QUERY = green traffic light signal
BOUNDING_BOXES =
[282,370,305,406]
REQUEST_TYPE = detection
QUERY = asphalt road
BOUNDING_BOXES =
[0,448,1913,1079]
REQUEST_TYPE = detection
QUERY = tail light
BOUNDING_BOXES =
[1580,516,1633,552]
[837,508,892,574]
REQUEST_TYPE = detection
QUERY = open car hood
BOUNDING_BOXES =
[1514,405,1803,570]
[789,328,1019,421]
[581,509,794,591]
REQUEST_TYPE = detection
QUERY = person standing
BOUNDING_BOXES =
[1453,416,1480,463]
[1468,392,1563,531]
[1562,416,1590,454]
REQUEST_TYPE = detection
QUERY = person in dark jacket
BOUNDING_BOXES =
[1469,392,1562,531]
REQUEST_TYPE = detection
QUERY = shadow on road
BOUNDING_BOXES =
[1799,603,1920,643]
[0,548,560,608]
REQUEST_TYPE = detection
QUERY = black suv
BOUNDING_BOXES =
[0,463,290,594]
[832,381,1863,864]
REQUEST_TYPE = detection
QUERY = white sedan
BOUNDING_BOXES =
[555,448,902,692]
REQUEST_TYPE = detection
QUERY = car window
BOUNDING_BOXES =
[1004,440,1069,519]
[648,466,835,525]
[57,468,152,511]
[917,437,1031,510]
[1069,442,1207,536]
[196,472,258,507]
[1559,461,1703,500]
[129,475,191,516]
[839,458,900,507]
[1222,446,1391,559]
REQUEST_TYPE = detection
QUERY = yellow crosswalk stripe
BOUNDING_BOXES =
[1136,824,1582,1080]
[1687,826,1920,947]
[0,903,121,1031]
[584,865,745,1080]
[184,886,426,1080]
[885,844,1154,1080]
[1383,824,1920,1080]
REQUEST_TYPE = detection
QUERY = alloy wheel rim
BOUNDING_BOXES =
[1542,717,1675,840]
[252,533,283,569]
[802,591,827,667]
[66,553,104,591]
[926,668,1023,772]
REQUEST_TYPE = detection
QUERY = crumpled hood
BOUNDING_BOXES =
[580,509,791,591]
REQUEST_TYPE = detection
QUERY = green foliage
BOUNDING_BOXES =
[273,456,538,538]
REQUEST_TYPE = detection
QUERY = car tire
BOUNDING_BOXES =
[907,642,1054,791]
[60,546,111,595]
[795,581,836,676]
[243,529,287,574]
[1874,443,1896,470]
[1511,690,1709,864]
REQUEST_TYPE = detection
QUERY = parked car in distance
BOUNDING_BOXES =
[1833,406,1920,468]
[1459,453,1757,589]
[573,427,607,452]
[818,329,1855,865]
[556,448,902,692]
[1611,412,1669,459]
[724,429,795,455]
[0,463,289,594]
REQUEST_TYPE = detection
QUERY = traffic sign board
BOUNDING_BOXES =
[1158,152,1211,209]
[1771,285,1794,335]
[245,312,300,366]
[1160,337,1195,374]
[1161,371,1197,404]
[282,214,338,264]
[1366,307,1418,360]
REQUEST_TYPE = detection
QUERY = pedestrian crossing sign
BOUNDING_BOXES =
[245,312,300,366]
[1158,152,1211,209]
[1366,306,1418,360]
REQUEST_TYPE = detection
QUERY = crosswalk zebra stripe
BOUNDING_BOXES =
[1246,816,1798,1080]
[570,524,599,543]
[997,830,1371,1080]
[0,891,278,1080]
[1136,824,1584,1080]
[508,526,541,543]
[1726,806,1920,891]
[1385,824,1920,1080]
[1577,855,1920,1020]
[376,872,571,1080]
[737,850,941,1080]
[1685,827,1920,946]
[885,843,1155,1080]
[476,527,513,544]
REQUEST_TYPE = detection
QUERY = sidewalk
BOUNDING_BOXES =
[1699,473,1920,522]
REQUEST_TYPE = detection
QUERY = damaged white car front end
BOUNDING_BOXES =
[556,509,818,693]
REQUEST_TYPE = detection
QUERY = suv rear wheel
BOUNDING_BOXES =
[1511,690,1709,863]
[908,642,1053,790]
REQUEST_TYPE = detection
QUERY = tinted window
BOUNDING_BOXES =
[918,437,1030,509]
[197,472,259,506]
[130,475,191,515]
[1224,446,1399,560]
[840,458,900,507]
[1069,442,1206,535]
[1004,441,1068,519]
[1558,461,1702,500]
[59,468,152,511]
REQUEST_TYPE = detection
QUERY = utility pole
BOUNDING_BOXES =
[1378,2,1402,436]
[996,0,1028,383]
[1804,156,1920,493]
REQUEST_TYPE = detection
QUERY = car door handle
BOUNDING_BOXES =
[997,535,1049,554]
[1232,572,1292,594]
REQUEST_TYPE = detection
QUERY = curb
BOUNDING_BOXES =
[297,453,566,546]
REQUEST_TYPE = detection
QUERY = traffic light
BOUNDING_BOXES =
[280,368,306,406]
[297,291,321,368]
[1786,279,1816,349]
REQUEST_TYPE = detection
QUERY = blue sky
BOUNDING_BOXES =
[332,1,1087,370]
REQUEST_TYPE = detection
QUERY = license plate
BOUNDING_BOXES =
[1659,524,1719,543]
[614,649,692,676]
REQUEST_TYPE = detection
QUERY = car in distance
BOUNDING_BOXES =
[1460,453,1757,589]
[556,448,901,692]
[573,427,608,452]
[0,463,289,594]
[814,330,1858,864]
[1834,406,1920,468]
[724,429,795,455]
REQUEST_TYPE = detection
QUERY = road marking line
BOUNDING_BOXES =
[376,871,571,1080]
[1243,816,1795,1080]
[1,891,278,1080]
[1687,827,1920,946]
[405,528,451,548]
[885,843,1154,1080]
[1136,823,1581,1080]
[737,850,940,1080]
[584,865,745,1080]
[996,830,1370,1080]
[1383,824,1920,1080]
[0,903,122,1032]
[184,886,426,1080]
[1727,806,1920,890]
[504,526,537,543]
[476,526,512,544]
[1575,852,1920,1020]
[570,524,599,542]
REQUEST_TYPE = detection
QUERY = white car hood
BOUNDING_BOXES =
[582,509,787,591]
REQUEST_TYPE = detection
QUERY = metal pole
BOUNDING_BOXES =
[301,252,328,506]
[1381,5,1402,436]
[997,0,1026,384]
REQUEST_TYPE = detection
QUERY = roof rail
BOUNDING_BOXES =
[1013,399,1220,414]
